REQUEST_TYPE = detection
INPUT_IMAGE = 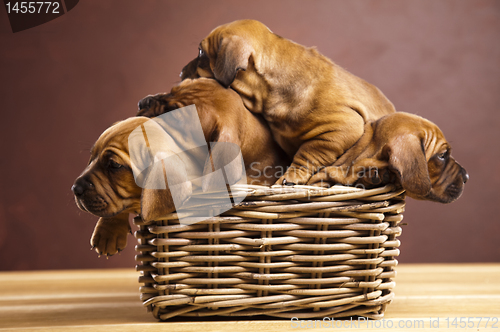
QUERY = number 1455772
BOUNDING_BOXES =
[5,2,60,14]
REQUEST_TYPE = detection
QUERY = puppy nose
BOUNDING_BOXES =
[72,184,84,196]
[462,169,469,184]
[72,177,93,196]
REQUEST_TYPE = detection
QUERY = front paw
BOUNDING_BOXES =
[138,95,156,110]
[91,215,131,257]
[137,94,167,117]
[307,166,352,187]
[275,166,313,186]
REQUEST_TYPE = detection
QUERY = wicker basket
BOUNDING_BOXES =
[134,184,405,321]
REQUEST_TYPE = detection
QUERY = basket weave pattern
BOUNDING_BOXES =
[135,184,405,320]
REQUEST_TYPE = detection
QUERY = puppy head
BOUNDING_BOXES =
[180,20,271,87]
[138,78,224,118]
[72,117,190,222]
[72,117,147,218]
[381,113,468,203]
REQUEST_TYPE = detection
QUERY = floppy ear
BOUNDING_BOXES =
[180,57,201,80]
[140,156,192,223]
[214,35,253,88]
[387,134,431,197]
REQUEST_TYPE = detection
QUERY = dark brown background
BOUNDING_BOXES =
[1,0,499,271]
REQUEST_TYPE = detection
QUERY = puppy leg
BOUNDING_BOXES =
[276,139,344,185]
[307,166,357,186]
[308,159,391,188]
[276,112,365,185]
[91,213,131,256]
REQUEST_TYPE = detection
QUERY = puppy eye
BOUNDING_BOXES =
[198,48,204,57]
[108,159,123,169]
[437,151,448,161]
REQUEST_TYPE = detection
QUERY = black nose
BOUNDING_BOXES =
[72,177,93,196]
[71,184,84,196]
[462,169,469,184]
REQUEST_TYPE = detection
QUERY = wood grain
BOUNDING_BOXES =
[0,264,499,331]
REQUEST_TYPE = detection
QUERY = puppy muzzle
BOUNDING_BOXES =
[72,176,109,214]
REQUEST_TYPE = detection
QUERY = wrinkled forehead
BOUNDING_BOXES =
[421,119,450,156]
[200,35,219,57]
[90,118,148,159]
[204,20,270,48]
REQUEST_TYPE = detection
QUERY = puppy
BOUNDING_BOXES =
[137,78,290,187]
[72,117,146,256]
[181,19,396,185]
[308,113,468,203]
[72,78,289,256]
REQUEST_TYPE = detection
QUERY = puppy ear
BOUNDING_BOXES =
[387,134,431,197]
[180,57,200,80]
[140,157,192,223]
[214,35,253,88]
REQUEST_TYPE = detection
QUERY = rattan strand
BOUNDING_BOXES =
[135,184,405,320]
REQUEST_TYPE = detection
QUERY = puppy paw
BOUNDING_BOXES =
[307,171,331,186]
[275,167,312,186]
[90,215,131,257]
[138,95,158,110]
[137,94,168,117]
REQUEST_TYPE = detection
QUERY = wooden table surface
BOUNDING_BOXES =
[0,264,499,331]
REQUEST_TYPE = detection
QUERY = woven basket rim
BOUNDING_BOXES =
[143,184,405,223]
[135,183,405,321]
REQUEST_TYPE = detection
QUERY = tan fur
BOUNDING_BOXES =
[73,117,148,256]
[138,78,290,186]
[181,19,396,184]
[308,113,468,203]
[73,78,289,256]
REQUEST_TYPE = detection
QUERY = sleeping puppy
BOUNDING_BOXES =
[72,78,289,256]
[137,78,290,188]
[307,113,469,203]
[180,19,396,185]
[72,118,147,256]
